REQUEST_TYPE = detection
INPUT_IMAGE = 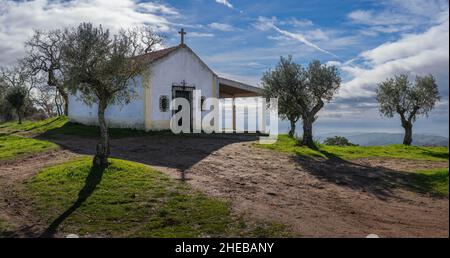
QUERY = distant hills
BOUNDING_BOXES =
[317,132,449,147]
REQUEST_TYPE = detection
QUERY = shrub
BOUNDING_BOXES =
[323,136,358,146]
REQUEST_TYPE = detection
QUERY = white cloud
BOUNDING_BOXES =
[361,22,448,65]
[137,1,179,16]
[189,32,215,38]
[304,29,329,41]
[280,18,314,27]
[339,18,449,99]
[208,22,234,32]
[215,0,233,9]
[348,0,448,35]
[348,10,413,26]
[254,16,337,57]
[326,61,342,67]
[0,0,178,66]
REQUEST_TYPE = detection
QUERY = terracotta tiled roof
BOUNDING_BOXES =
[134,45,182,65]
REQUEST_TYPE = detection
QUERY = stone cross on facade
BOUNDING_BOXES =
[178,28,186,45]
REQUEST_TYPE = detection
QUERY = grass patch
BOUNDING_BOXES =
[0,116,172,139]
[27,158,288,237]
[258,135,449,162]
[0,135,59,161]
[0,116,68,135]
[410,168,449,196]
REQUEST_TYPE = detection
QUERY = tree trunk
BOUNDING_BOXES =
[59,89,69,116]
[301,116,315,148]
[49,70,69,116]
[93,99,110,167]
[17,110,22,124]
[402,122,413,146]
[288,119,296,138]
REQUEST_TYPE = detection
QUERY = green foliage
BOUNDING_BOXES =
[261,56,303,123]
[62,23,163,166]
[63,23,149,107]
[5,86,28,121]
[27,158,288,237]
[261,57,341,119]
[0,134,59,161]
[258,135,449,162]
[376,74,440,120]
[323,136,357,146]
[262,57,341,145]
[376,74,440,145]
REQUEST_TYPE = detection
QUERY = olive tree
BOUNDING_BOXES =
[376,74,440,145]
[62,23,161,167]
[0,77,12,121]
[262,56,303,137]
[0,65,36,123]
[262,57,341,147]
[299,61,340,147]
[5,86,28,124]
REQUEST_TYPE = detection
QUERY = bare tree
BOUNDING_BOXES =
[130,26,163,54]
[376,74,440,145]
[1,65,35,94]
[23,29,69,115]
[62,23,159,167]
[33,83,58,117]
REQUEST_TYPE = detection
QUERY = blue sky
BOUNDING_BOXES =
[0,0,448,136]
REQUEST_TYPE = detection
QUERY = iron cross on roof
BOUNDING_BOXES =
[178,28,186,45]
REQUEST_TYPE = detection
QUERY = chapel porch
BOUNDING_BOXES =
[218,77,265,133]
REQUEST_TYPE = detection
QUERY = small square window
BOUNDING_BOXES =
[159,95,169,112]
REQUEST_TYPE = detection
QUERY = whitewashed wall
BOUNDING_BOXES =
[68,76,146,129]
[148,47,216,129]
[68,47,218,130]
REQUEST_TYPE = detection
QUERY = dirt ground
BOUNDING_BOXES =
[1,134,448,237]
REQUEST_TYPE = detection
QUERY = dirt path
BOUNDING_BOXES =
[47,135,449,238]
[1,134,448,237]
[0,150,80,237]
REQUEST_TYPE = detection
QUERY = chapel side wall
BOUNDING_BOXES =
[146,47,217,130]
[67,75,145,129]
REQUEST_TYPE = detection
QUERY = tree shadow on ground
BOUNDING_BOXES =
[415,147,449,160]
[291,148,430,200]
[40,164,106,238]
[40,132,260,180]
[0,117,64,136]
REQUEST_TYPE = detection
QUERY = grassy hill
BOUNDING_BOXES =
[27,158,288,237]
[0,135,59,161]
[0,116,162,161]
[258,135,449,196]
[0,116,155,138]
[2,117,448,162]
[259,135,449,162]
[317,132,449,147]
[0,117,448,237]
